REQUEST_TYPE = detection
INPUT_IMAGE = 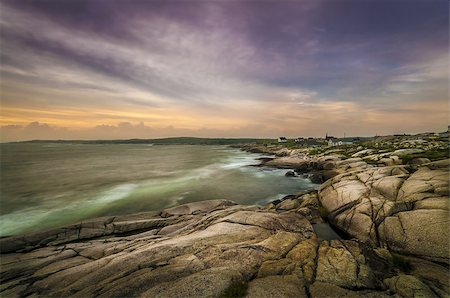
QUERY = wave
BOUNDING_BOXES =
[88,184,137,204]
[0,183,138,237]
[255,193,288,206]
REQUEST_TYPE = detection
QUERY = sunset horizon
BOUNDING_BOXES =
[1,121,450,142]
[1,0,448,141]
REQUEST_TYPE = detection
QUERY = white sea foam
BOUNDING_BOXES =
[255,193,288,206]
[166,193,190,207]
[249,170,267,178]
[220,154,260,170]
[0,183,138,237]
[90,184,137,203]
[0,209,52,236]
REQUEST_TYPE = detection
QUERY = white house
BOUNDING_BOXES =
[327,138,340,147]
[278,137,287,143]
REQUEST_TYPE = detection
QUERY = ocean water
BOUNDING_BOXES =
[0,143,318,236]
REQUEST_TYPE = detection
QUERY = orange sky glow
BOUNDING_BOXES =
[0,0,448,141]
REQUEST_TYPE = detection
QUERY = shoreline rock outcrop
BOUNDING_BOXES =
[318,159,449,264]
[2,195,449,297]
[1,140,449,297]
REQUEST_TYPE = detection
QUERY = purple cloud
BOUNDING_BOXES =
[0,0,448,139]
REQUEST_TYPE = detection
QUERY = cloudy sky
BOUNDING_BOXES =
[0,0,448,141]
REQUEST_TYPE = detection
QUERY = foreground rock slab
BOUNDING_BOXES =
[1,199,448,297]
[319,159,450,264]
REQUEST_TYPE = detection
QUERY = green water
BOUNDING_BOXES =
[0,143,317,236]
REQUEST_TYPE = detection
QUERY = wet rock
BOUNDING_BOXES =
[280,194,297,201]
[270,199,282,205]
[309,172,324,184]
[257,157,275,164]
[285,171,296,177]
[294,163,310,174]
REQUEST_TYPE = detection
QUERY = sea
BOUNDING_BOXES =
[0,143,318,236]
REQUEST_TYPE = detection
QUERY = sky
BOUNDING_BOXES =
[0,0,448,141]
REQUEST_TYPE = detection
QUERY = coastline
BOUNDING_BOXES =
[0,144,318,237]
[1,139,449,297]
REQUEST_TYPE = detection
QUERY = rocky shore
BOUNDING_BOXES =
[1,139,449,297]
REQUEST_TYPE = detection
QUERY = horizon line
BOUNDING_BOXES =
[2,129,448,144]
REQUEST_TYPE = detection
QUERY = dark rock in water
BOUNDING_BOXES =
[280,194,297,201]
[301,170,336,184]
[310,161,323,171]
[295,191,307,197]
[256,157,275,165]
[309,172,324,184]
[294,161,324,174]
[248,147,265,153]
[294,163,309,174]
[285,171,296,177]
[271,199,282,205]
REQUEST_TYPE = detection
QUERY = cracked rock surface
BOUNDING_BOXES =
[318,159,449,264]
[2,197,448,297]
